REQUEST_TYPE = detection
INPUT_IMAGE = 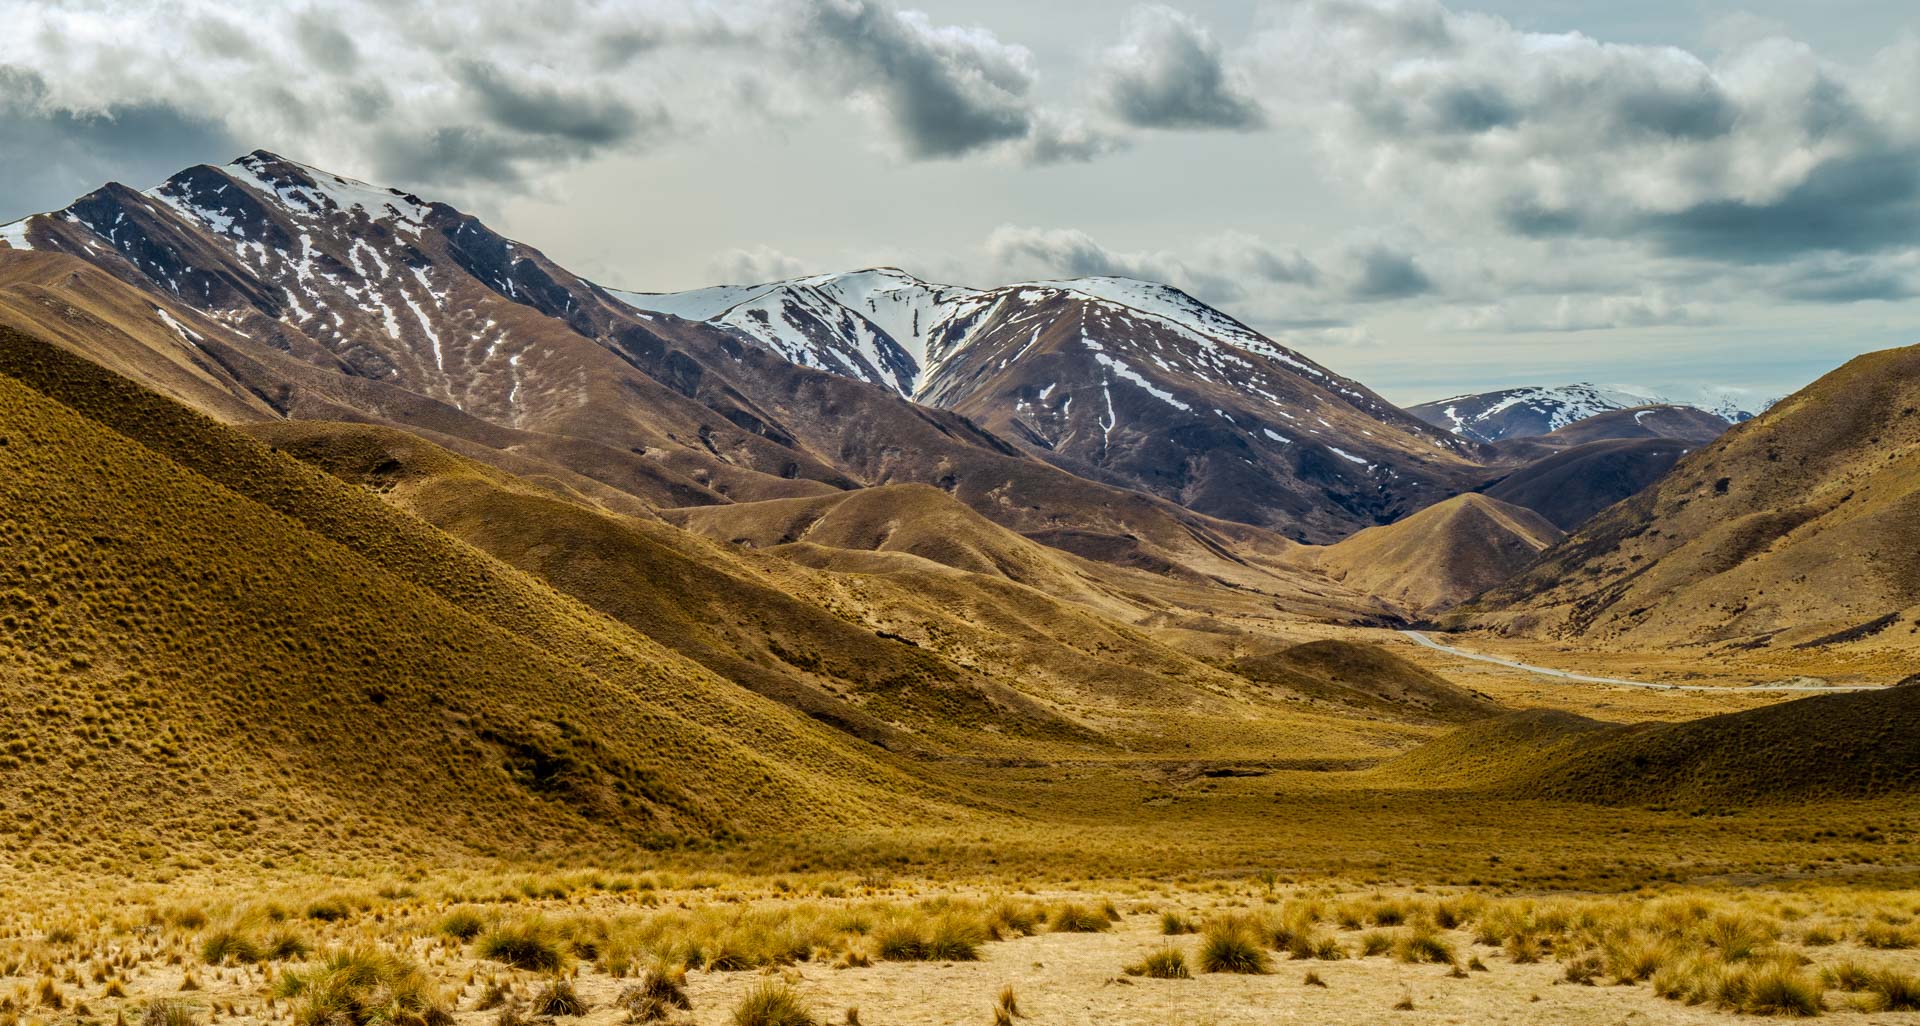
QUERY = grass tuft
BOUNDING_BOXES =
[730,982,816,1026]
[1123,947,1190,979]
[1197,919,1271,975]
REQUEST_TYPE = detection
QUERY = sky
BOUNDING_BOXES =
[2,1,1917,405]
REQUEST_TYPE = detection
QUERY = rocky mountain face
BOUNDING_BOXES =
[624,270,1486,541]
[1410,384,1755,444]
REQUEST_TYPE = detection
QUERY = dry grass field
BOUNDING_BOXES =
[2,868,1917,1026]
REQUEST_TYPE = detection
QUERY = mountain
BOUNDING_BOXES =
[0,151,1388,585]
[1310,493,1564,613]
[1461,343,1920,656]
[623,270,1486,541]
[1410,384,1755,444]
[1488,404,1731,460]
[1480,437,1695,530]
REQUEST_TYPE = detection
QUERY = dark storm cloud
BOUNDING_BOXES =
[1347,244,1433,300]
[455,61,655,146]
[1638,150,1920,262]
[790,0,1037,159]
[0,66,237,219]
[1098,6,1264,130]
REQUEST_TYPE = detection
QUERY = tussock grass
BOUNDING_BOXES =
[617,961,692,1022]
[1047,904,1110,934]
[437,909,487,941]
[1197,918,1270,975]
[730,981,816,1026]
[532,977,587,1017]
[1123,946,1190,979]
[477,924,565,972]
[1392,926,1456,965]
[140,999,200,1026]
[276,947,451,1026]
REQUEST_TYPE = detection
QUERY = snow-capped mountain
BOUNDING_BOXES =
[619,270,1486,539]
[1407,383,1762,444]
[0,149,1488,545]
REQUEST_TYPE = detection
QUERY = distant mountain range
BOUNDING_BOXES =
[619,269,1485,539]
[1409,383,1765,444]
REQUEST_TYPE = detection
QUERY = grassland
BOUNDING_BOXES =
[2,866,1917,1026]
[3,320,1918,1024]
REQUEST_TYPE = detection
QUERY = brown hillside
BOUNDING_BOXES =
[1312,494,1564,614]
[1229,640,1499,723]
[1373,686,1920,807]
[1465,343,1920,653]
[1481,437,1694,530]
[0,326,947,872]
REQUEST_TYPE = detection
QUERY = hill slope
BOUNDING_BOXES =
[1464,344,1920,653]
[0,324,943,869]
[1481,438,1696,530]
[1312,494,1564,614]
[1374,686,1920,806]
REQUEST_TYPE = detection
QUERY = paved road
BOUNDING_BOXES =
[1398,630,1885,693]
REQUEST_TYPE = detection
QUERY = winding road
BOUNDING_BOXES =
[1397,630,1885,693]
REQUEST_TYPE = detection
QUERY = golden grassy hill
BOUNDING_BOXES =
[1463,343,1920,653]
[1370,685,1920,807]
[660,484,1134,612]
[1227,639,1499,723]
[0,324,955,873]
[250,419,1454,760]
[1311,493,1564,614]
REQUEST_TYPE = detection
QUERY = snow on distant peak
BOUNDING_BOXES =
[1410,381,1765,444]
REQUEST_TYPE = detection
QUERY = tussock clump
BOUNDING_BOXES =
[477,924,564,972]
[200,930,261,966]
[438,909,487,941]
[1160,912,1195,936]
[276,947,452,1026]
[1860,922,1918,950]
[1198,918,1270,975]
[1718,961,1823,1017]
[531,978,587,1018]
[617,961,691,1022]
[1393,927,1456,965]
[141,999,200,1026]
[1048,904,1109,934]
[730,982,816,1026]
[1123,947,1190,979]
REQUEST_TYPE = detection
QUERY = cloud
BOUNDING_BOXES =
[1346,243,1432,299]
[982,224,1329,324]
[1097,6,1264,130]
[0,66,237,219]
[0,0,1128,207]
[1247,0,1920,267]
[1437,292,1710,333]
[454,61,657,147]
[792,0,1037,159]
[710,244,809,284]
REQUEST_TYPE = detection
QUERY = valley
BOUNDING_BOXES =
[0,148,1915,1026]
